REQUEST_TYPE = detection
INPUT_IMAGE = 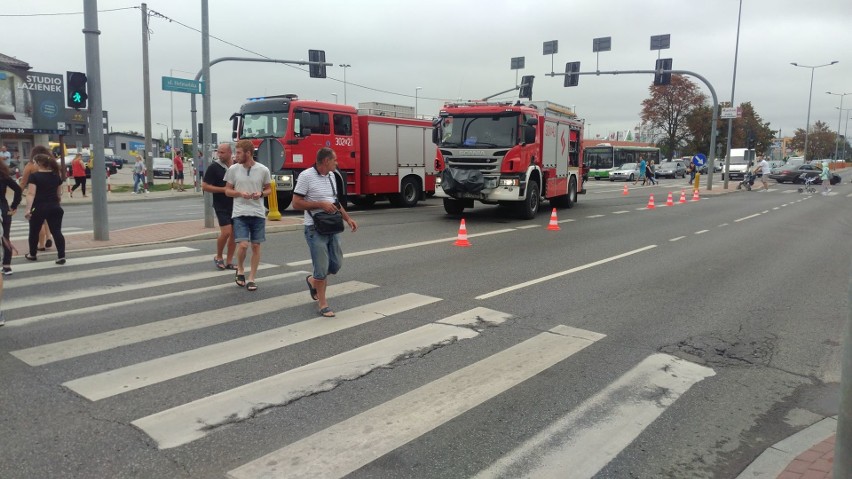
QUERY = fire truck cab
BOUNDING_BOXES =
[433,100,584,219]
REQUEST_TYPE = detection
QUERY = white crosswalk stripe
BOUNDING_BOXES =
[4,247,716,478]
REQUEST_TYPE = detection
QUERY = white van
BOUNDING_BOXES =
[722,148,754,181]
[152,157,173,178]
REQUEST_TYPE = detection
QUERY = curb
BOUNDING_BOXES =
[735,416,837,478]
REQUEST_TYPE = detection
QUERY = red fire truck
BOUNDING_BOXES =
[230,95,435,210]
[433,100,584,219]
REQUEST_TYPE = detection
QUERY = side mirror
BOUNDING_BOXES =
[432,127,439,145]
[300,111,312,137]
[524,126,536,144]
[526,117,538,126]
[229,113,239,141]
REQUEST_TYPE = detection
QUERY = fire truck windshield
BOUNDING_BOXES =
[241,112,289,139]
[438,114,518,148]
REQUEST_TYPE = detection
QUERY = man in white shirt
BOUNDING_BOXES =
[224,139,271,292]
[0,146,11,163]
[755,156,770,191]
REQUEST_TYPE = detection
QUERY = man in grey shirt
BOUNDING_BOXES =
[224,139,271,292]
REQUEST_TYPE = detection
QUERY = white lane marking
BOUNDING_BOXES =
[761,210,769,214]
[133,307,512,450]
[516,225,540,229]
[2,264,276,311]
[4,255,210,290]
[286,229,516,266]
[773,207,780,210]
[10,281,377,366]
[5,246,197,273]
[612,210,630,215]
[694,230,709,235]
[586,214,604,219]
[635,207,648,211]
[4,271,307,328]
[556,219,575,224]
[718,223,729,227]
[68,293,445,402]
[847,192,852,198]
[669,236,686,242]
[226,325,605,479]
[472,354,715,479]
[10,227,86,241]
[734,213,761,223]
[476,245,657,300]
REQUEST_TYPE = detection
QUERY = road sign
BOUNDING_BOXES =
[692,153,707,167]
[256,138,284,171]
[720,107,741,119]
[161,76,204,94]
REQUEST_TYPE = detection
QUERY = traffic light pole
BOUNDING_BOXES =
[82,0,109,240]
[547,68,720,190]
[188,56,331,228]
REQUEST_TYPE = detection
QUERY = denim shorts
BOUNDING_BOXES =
[232,216,265,243]
[304,226,342,280]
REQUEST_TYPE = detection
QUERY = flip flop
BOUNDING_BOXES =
[246,281,257,292]
[305,275,318,301]
[214,257,225,270]
[318,306,335,318]
[235,273,246,287]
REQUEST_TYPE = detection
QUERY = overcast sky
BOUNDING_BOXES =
[4,0,852,145]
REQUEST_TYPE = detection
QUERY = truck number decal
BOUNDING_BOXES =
[335,137,353,147]
[544,124,557,137]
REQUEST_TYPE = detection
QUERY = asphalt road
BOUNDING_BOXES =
[0,177,848,478]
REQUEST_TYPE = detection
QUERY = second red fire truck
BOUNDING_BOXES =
[433,100,584,219]
[230,95,435,210]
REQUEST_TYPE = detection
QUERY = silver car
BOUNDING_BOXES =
[656,160,687,178]
[609,162,639,182]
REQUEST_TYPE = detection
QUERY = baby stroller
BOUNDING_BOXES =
[736,171,756,191]
[797,173,818,194]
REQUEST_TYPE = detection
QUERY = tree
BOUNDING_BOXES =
[641,75,706,160]
[789,121,836,161]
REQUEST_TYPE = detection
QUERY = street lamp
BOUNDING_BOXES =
[415,87,422,118]
[339,64,351,104]
[155,122,169,154]
[332,93,338,104]
[827,91,851,160]
[790,61,838,161]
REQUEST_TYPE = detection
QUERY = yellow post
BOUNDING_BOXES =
[267,178,282,221]
[693,172,701,191]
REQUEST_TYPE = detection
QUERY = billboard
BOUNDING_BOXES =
[0,69,67,135]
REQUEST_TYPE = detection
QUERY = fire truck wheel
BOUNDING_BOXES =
[517,179,540,220]
[567,176,577,208]
[264,191,292,211]
[443,198,465,215]
[390,177,421,208]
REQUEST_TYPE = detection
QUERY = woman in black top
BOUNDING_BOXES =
[0,160,22,275]
[24,153,66,264]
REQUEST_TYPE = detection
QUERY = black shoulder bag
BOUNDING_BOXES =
[308,169,345,235]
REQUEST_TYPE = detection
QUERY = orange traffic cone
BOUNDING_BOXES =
[454,219,472,247]
[547,208,561,231]
[679,190,687,203]
[665,192,674,206]
[646,194,656,209]
[691,189,700,201]
[622,183,629,195]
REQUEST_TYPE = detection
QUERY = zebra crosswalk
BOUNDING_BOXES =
[2,246,716,478]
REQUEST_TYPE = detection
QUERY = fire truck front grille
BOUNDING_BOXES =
[442,155,500,173]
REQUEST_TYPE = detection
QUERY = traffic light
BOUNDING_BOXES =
[654,58,672,86]
[564,62,580,87]
[198,123,204,143]
[308,49,326,78]
[747,135,756,149]
[519,75,534,99]
[66,71,88,109]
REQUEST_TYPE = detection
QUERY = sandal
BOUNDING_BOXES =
[246,281,257,292]
[25,253,37,261]
[318,306,335,318]
[305,275,318,301]
[225,264,237,270]
[235,273,246,287]
[213,257,225,270]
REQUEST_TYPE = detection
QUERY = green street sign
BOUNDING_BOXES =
[161,76,204,94]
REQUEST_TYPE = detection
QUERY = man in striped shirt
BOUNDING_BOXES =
[293,147,357,317]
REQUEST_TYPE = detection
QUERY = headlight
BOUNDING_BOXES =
[499,178,519,186]
[274,174,293,185]
[435,176,442,185]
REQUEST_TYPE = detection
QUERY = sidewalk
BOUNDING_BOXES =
[736,417,837,479]
[57,188,304,253]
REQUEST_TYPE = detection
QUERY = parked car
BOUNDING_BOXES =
[609,162,639,182]
[152,157,173,178]
[768,163,823,184]
[106,155,126,169]
[63,153,117,178]
[656,160,687,178]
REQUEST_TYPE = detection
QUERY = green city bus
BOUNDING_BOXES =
[584,144,660,180]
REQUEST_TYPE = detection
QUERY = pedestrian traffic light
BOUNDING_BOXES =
[66,71,88,109]
[564,62,580,87]
[308,49,326,78]
[654,58,673,86]
[519,75,534,99]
